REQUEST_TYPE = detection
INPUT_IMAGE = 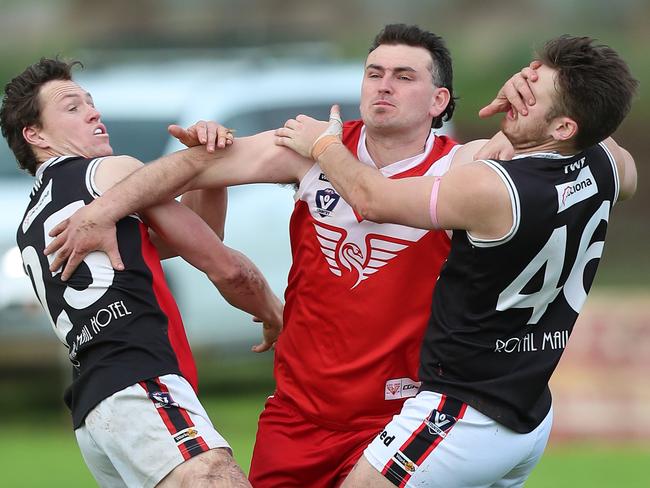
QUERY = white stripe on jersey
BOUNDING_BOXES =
[598,142,620,205]
[468,160,521,248]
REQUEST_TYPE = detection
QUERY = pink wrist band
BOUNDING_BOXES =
[429,176,442,229]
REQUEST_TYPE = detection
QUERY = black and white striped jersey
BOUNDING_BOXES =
[16,156,197,429]
[420,142,619,433]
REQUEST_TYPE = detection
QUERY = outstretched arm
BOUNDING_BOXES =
[276,106,512,239]
[143,201,283,353]
[79,155,283,351]
[45,127,310,280]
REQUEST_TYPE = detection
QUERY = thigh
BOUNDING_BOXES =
[76,423,127,488]
[84,374,231,488]
[249,394,380,488]
[490,406,553,488]
[361,391,543,488]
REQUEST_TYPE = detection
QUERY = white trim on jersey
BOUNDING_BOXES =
[86,157,105,198]
[511,151,576,161]
[598,141,620,205]
[467,160,521,248]
[32,156,77,197]
[86,157,142,223]
[356,125,438,176]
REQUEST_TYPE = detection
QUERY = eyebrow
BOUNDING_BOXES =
[366,63,418,74]
[55,92,93,104]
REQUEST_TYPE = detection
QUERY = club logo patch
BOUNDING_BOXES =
[149,391,179,409]
[424,409,457,438]
[315,188,340,217]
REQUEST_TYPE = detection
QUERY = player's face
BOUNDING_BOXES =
[500,64,561,149]
[360,44,441,134]
[34,79,112,159]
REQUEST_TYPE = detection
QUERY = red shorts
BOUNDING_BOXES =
[249,393,384,488]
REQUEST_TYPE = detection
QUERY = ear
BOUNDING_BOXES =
[551,116,578,143]
[22,125,50,149]
[430,87,451,119]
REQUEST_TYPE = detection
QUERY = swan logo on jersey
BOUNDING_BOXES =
[315,188,340,217]
[314,222,416,289]
[556,166,598,213]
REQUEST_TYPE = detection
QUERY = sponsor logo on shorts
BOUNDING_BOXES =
[384,378,421,400]
[318,172,330,182]
[173,427,198,444]
[424,409,457,438]
[393,451,418,473]
[315,188,340,217]
[149,391,179,409]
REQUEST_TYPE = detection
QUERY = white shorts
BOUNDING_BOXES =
[75,374,230,488]
[363,391,552,488]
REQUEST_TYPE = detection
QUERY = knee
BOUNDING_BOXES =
[158,448,251,487]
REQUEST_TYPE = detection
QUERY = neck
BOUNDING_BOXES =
[513,137,576,157]
[364,125,431,168]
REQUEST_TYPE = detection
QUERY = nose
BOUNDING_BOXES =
[378,75,393,94]
[86,104,101,123]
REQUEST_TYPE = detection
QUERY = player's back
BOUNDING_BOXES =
[420,142,619,433]
[16,156,196,428]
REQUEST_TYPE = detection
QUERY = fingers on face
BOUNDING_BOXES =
[504,81,527,115]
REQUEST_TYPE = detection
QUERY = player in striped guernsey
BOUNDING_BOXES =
[1,58,283,488]
[275,35,638,487]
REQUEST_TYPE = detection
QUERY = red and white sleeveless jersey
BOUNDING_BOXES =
[274,120,459,430]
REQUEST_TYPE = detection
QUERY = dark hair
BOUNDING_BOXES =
[0,57,82,175]
[369,24,455,129]
[538,35,638,151]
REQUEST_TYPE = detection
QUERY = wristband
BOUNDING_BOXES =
[429,176,442,229]
[311,135,342,160]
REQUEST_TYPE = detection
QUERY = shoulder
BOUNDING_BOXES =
[598,138,636,201]
[449,139,490,167]
[93,155,144,193]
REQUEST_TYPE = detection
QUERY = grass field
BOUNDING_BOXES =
[2,390,649,487]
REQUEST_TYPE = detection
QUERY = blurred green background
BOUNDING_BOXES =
[0,0,648,486]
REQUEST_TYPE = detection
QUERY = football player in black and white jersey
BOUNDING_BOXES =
[275,36,638,487]
[0,58,283,487]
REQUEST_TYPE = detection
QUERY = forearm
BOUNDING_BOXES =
[317,142,385,221]
[92,145,215,222]
[211,250,283,326]
[181,187,227,240]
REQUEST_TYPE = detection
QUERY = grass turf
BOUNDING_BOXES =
[2,391,648,487]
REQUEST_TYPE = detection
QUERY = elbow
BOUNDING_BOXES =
[349,183,384,223]
[208,261,246,290]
